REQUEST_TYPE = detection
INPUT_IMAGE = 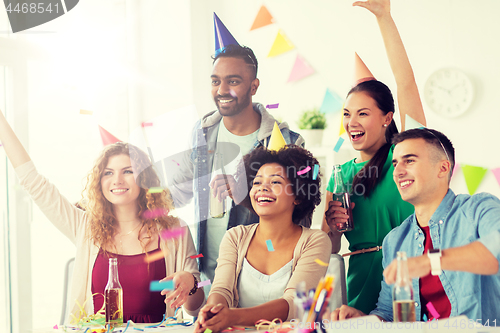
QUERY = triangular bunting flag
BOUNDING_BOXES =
[405,114,426,131]
[452,163,460,178]
[353,52,375,86]
[461,165,488,195]
[320,89,343,114]
[250,5,274,30]
[492,167,500,187]
[339,108,346,136]
[287,54,315,83]
[267,29,294,58]
[214,13,240,56]
[268,122,287,151]
[99,125,121,146]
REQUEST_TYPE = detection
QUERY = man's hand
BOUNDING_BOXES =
[330,305,366,321]
[383,254,431,285]
[210,174,237,201]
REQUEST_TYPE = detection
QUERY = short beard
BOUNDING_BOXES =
[215,87,252,117]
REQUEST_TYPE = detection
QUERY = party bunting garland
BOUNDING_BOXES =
[250,5,274,30]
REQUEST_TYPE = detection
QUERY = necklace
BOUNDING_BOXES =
[117,222,142,254]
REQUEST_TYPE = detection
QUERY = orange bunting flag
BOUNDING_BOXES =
[250,5,275,30]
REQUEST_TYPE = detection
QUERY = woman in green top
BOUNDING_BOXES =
[321,0,426,314]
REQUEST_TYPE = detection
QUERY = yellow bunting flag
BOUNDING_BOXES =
[461,165,488,195]
[250,5,274,31]
[339,108,346,136]
[267,29,294,58]
[268,122,287,151]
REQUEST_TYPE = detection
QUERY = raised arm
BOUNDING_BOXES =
[0,110,31,168]
[353,0,426,130]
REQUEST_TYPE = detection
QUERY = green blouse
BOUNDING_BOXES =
[326,145,414,314]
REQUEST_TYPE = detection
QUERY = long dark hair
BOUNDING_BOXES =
[349,80,398,197]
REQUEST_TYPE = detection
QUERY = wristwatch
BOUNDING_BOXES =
[427,249,442,276]
[188,274,198,296]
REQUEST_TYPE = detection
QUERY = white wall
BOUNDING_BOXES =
[2,0,500,330]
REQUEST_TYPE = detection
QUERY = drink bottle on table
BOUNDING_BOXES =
[393,251,416,322]
[105,257,123,325]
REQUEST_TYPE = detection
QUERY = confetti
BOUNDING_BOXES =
[204,329,213,333]
[333,137,345,153]
[426,302,440,319]
[141,122,153,127]
[172,159,180,166]
[190,254,204,259]
[148,187,164,193]
[144,250,165,263]
[312,164,319,180]
[149,280,174,292]
[266,239,275,252]
[53,324,58,329]
[266,103,279,109]
[229,90,237,98]
[197,280,212,288]
[79,109,93,115]
[297,166,311,175]
[160,227,186,240]
[315,259,329,267]
[141,208,169,219]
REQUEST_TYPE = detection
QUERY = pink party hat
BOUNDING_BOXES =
[98,125,121,146]
[353,53,375,86]
[214,13,240,56]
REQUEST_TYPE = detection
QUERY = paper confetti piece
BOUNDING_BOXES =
[142,208,169,219]
[266,103,279,109]
[204,329,213,333]
[160,227,186,240]
[315,259,329,267]
[266,239,275,252]
[144,250,165,263]
[172,159,180,166]
[53,325,58,329]
[141,122,153,127]
[333,137,345,152]
[426,302,440,319]
[297,166,311,176]
[150,280,174,292]
[148,187,164,193]
[198,280,212,288]
[229,90,237,98]
[79,109,93,115]
[313,164,319,180]
[190,254,204,259]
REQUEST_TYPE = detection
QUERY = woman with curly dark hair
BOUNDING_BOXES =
[194,145,331,333]
[0,111,204,323]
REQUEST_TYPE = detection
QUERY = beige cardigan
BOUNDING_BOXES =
[209,223,330,321]
[16,161,202,322]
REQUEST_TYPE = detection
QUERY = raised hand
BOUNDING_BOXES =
[161,271,195,309]
[352,0,390,18]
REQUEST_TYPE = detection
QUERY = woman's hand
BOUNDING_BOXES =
[161,271,195,309]
[324,200,355,233]
[352,0,390,18]
[194,303,232,333]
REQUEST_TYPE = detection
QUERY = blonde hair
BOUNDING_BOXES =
[82,142,177,252]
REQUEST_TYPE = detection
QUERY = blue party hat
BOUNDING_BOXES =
[214,12,240,56]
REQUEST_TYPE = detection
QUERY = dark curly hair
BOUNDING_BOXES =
[242,145,321,225]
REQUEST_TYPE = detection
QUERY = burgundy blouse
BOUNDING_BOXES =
[92,239,167,323]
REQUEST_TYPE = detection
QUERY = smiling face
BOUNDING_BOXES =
[249,163,296,221]
[211,57,259,117]
[343,91,393,159]
[392,138,450,207]
[100,154,142,208]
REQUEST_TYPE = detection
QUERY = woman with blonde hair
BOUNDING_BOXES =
[0,111,204,323]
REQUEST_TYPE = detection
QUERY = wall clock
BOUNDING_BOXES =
[424,68,474,118]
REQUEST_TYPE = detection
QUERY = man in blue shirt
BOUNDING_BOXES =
[331,128,500,322]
